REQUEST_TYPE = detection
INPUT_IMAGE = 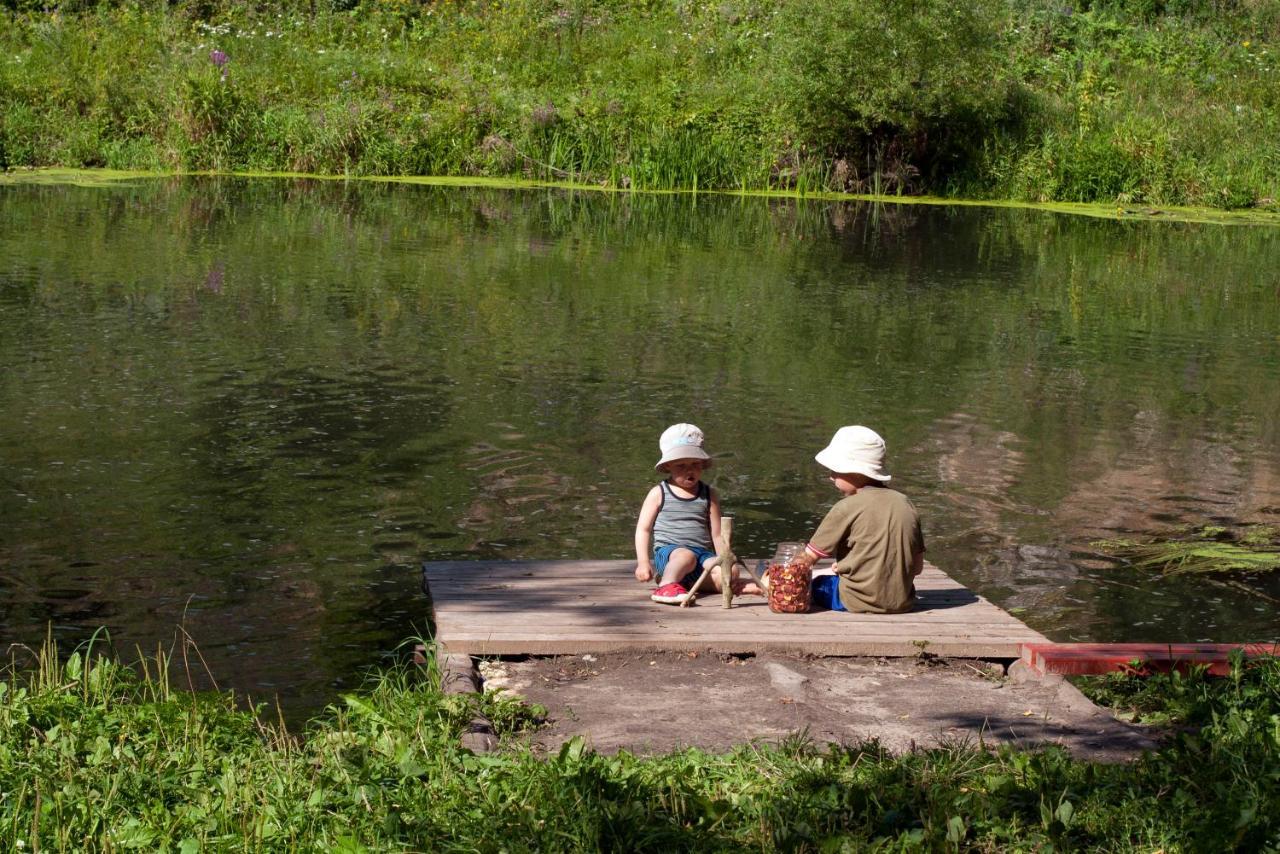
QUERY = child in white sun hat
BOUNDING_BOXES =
[789,426,926,613]
[634,423,762,605]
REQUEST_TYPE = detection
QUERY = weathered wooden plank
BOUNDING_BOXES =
[430,614,1039,635]
[433,636,1033,657]
[430,590,999,606]
[424,560,962,585]
[425,563,960,575]
[438,633,1043,646]
[438,632,1037,647]
[433,610,1036,631]
[434,614,1033,631]
[422,572,968,589]
[423,559,1049,658]
[429,594,979,611]
[424,575,969,593]
[431,590,997,606]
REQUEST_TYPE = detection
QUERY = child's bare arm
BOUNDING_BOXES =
[799,504,849,572]
[634,486,662,582]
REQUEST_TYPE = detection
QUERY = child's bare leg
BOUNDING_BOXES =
[660,548,697,586]
[704,560,764,595]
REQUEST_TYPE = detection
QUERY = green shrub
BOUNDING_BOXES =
[0,104,42,168]
[775,0,1019,188]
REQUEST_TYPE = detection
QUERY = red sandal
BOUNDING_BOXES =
[650,582,690,605]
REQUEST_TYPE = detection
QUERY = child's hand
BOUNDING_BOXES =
[792,550,818,572]
[634,563,654,582]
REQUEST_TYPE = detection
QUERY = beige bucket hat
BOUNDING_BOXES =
[655,423,712,469]
[814,425,891,482]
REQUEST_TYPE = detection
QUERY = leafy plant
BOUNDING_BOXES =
[4,633,1280,850]
[774,0,1018,188]
[1,0,1276,207]
[1094,524,1280,575]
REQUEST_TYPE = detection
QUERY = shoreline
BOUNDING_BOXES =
[6,167,1280,228]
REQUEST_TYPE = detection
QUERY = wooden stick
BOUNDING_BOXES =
[680,559,715,606]
[719,516,736,609]
[681,515,736,608]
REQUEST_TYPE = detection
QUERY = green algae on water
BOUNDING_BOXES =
[1094,525,1280,575]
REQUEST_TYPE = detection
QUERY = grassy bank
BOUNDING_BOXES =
[1,0,1277,210]
[3,637,1280,850]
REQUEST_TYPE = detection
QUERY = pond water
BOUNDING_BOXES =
[2,178,1278,718]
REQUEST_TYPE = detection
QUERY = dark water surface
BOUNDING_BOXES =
[2,178,1278,717]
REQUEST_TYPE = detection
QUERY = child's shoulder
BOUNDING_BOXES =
[653,479,714,494]
[863,486,922,516]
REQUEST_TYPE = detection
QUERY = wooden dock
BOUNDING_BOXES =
[422,560,1049,658]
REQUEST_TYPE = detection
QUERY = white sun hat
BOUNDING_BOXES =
[814,425,891,482]
[654,423,713,469]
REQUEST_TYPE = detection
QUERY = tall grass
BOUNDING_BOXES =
[1,0,1277,208]
[4,634,1280,850]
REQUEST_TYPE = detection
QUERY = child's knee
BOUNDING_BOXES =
[667,548,697,570]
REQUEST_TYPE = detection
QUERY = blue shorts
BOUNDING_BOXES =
[810,574,848,612]
[654,544,717,587]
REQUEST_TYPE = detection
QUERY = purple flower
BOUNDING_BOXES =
[210,49,228,68]
[205,264,224,294]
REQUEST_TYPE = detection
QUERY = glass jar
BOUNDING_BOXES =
[766,542,811,614]
[771,542,804,566]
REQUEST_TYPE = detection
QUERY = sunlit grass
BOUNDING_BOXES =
[3,633,1280,850]
[1,0,1276,208]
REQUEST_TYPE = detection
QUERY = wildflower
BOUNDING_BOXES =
[1243,40,1251,48]
[208,49,230,81]
[205,265,224,294]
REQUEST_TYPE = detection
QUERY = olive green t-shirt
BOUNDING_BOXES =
[807,486,925,614]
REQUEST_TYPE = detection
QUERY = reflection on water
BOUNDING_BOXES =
[1,178,1278,717]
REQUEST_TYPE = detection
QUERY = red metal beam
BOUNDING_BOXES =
[1020,642,1280,677]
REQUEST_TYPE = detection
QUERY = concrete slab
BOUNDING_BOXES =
[480,651,1157,763]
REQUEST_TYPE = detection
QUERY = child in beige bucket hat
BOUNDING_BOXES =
[634,423,763,605]
[790,426,926,614]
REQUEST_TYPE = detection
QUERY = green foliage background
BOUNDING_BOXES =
[1,0,1277,208]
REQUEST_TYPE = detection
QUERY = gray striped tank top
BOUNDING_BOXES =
[652,481,713,550]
